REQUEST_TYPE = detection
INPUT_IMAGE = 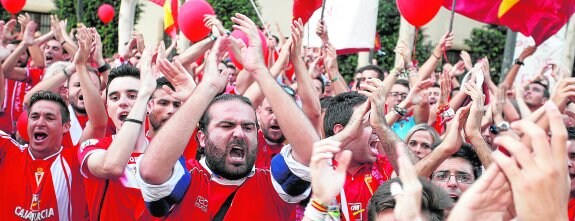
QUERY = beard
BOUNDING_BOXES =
[262,127,286,144]
[70,101,86,115]
[148,114,163,132]
[204,135,257,180]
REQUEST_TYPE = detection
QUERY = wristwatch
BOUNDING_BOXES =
[514,58,524,66]
[497,121,510,131]
[393,105,407,117]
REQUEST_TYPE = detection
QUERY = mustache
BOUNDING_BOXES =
[227,139,247,148]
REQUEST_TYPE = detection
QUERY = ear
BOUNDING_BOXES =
[197,130,206,147]
[62,122,71,134]
[146,99,153,115]
[333,124,344,135]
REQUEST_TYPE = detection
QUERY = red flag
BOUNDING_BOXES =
[149,0,178,39]
[443,0,575,45]
[293,0,322,24]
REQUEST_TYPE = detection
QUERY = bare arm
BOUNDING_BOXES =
[175,38,215,66]
[139,37,230,185]
[323,42,348,95]
[86,41,157,179]
[500,46,536,89]
[463,82,492,167]
[2,22,37,81]
[418,32,453,81]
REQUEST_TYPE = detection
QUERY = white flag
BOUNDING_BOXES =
[303,0,379,54]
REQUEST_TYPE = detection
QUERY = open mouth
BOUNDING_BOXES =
[33,132,48,142]
[118,111,129,122]
[45,55,53,63]
[269,124,281,131]
[79,95,84,101]
[229,146,245,160]
[449,194,459,202]
[570,173,575,180]
[369,138,379,155]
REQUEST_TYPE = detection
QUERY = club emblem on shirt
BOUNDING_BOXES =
[195,196,208,212]
[35,168,44,186]
[30,194,40,212]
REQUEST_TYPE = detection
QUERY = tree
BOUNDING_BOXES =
[206,0,260,29]
[54,0,142,57]
[336,0,433,82]
[464,25,506,83]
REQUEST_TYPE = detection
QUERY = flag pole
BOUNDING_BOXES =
[448,0,456,33]
[320,0,327,21]
[249,0,279,53]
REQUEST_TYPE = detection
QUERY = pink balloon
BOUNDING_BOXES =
[98,4,115,24]
[228,29,269,70]
[396,0,441,27]
[1,0,25,14]
[178,0,215,42]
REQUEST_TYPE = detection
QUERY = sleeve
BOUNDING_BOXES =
[136,156,191,217]
[0,131,24,165]
[26,68,44,86]
[270,144,312,203]
[78,138,108,178]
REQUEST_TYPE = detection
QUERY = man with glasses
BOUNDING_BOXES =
[430,144,482,202]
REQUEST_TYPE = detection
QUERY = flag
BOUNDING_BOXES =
[443,0,575,45]
[302,0,379,55]
[150,0,179,39]
[293,0,323,24]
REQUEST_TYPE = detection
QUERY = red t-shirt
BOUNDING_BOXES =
[342,155,393,221]
[78,136,157,221]
[0,131,88,221]
[569,198,575,221]
[12,68,44,121]
[255,130,284,169]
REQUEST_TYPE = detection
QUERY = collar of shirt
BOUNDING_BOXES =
[199,158,256,186]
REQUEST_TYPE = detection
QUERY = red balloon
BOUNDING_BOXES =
[178,0,215,42]
[16,111,29,142]
[228,29,269,70]
[396,0,441,27]
[1,0,25,14]
[98,4,115,24]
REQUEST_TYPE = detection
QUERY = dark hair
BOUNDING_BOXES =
[106,65,140,95]
[314,76,325,94]
[323,92,367,137]
[226,64,237,70]
[567,127,575,140]
[531,80,550,98]
[198,94,256,134]
[431,83,440,88]
[451,143,483,179]
[367,177,453,221]
[28,91,70,123]
[356,65,384,80]
[271,35,279,44]
[394,79,410,90]
[320,96,333,111]
[156,76,175,91]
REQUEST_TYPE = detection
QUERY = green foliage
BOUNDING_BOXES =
[464,25,506,83]
[206,0,260,29]
[54,0,142,57]
[336,0,432,80]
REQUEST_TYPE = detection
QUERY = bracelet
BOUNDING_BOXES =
[61,41,66,46]
[124,118,143,124]
[432,53,440,59]
[97,62,111,73]
[304,199,328,221]
[209,34,217,41]
[436,104,450,114]
[331,76,339,82]
[393,105,407,117]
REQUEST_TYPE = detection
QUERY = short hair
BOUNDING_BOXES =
[394,79,410,90]
[43,61,71,81]
[567,127,575,140]
[106,65,140,95]
[323,92,367,137]
[226,64,237,70]
[431,83,440,88]
[156,76,175,91]
[531,80,550,98]
[367,177,453,221]
[451,143,483,179]
[314,76,325,94]
[271,35,279,44]
[198,94,257,134]
[320,96,333,111]
[405,124,441,149]
[356,64,384,80]
[28,91,70,123]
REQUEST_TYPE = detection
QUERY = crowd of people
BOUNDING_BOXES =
[0,10,573,221]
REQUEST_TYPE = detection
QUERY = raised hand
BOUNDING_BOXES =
[436,32,454,55]
[518,45,537,61]
[330,101,370,145]
[203,15,226,36]
[323,42,339,73]
[289,18,304,60]
[315,19,329,42]
[158,59,196,101]
[132,32,145,54]
[231,13,267,73]
[358,78,388,128]
[309,139,351,204]
[123,36,138,59]
[203,37,231,92]
[394,41,410,70]
[3,19,16,41]
[138,43,158,96]
[73,27,93,66]
[463,82,484,136]
[442,105,470,155]
[492,103,569,221]
[88,28,105,65]
[551,78,575,112]
[22,21,37,46]
[449,60,466,77]
[447,164,512,221]
[392,145,424,221]
[439,70,451,105]
[460,50,473,71]
[49,15,64,42]
[17,13,31,31]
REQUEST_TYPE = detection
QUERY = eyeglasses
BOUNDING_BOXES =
[389,92,408,99]
[431,171,474,184]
